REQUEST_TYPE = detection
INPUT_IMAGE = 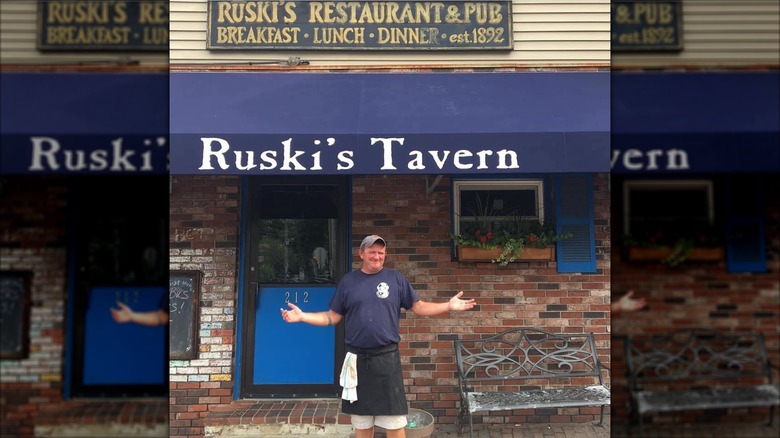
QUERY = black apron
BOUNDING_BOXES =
[342,343,408,416]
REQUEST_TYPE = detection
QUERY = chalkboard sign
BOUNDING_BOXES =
[612,1,683,52]
[169,270,200,360]
[1,271,32,360]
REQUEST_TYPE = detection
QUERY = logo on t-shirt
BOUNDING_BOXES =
[376,282,390,299]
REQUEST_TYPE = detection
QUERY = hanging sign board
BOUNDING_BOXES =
[611,1,683,51]
[207,0,513,50]
[37,1,168,51]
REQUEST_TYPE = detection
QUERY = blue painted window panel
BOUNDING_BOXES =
[82,287,167,385]
[727,180,767,273]
[555,175,596,273]
[254,286,335,385]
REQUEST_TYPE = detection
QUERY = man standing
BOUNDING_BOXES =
[281,235,476,438]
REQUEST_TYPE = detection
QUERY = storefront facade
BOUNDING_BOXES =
[0,2,169,437]
[610,0,780,429]
[169,1,612,437]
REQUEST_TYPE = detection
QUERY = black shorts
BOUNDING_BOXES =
[342,343,408,416]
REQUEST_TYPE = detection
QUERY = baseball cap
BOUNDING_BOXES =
[360,235,387,250]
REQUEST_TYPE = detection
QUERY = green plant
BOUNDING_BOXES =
[451,219,572,266]
[623,226,722,266]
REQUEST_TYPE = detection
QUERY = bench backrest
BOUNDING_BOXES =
[625,329,773,385]
[454,328,605,384]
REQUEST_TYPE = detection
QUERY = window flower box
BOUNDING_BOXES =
[627,246,724,262]
[457,246,555,263]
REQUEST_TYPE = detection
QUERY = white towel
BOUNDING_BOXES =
[339,352,358,403]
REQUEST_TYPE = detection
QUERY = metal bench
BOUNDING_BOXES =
[625,328,780,436]
[454,328,610,437]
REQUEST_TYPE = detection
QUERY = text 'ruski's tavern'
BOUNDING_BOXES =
[197,136,521,173]
[207,1,513,50]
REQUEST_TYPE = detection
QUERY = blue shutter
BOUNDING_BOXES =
[555,174,596,273]
[726,178,766,273]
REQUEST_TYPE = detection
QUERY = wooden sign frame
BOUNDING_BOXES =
[169,270,201,360]
[1,271,32,360]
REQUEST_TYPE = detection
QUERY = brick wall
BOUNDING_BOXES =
[611,175,780,425]
[169,176,241,438]
[0,176,68,438]
[168,173,611,436]
[353,174,612,427]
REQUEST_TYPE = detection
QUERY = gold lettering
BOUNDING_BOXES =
[309,2,324,23]
[385,3,399,23]
[47,2,62,23]
[139,2,167,24]
[283,2,297,23]
[217,26,228,43]
[313,26,364,44]
[245,26,258,43]
[308,2,449,24]
[218,1,290,24]
[245,2,258,22]
[46,24,131,45]
[659,3,673,24]
[377,27,437,45]
[632,2,675,25]
[217,25,300,44]
[143,27,168,44]
[47,1,112,24]
[489,3,502,24]
[114,2,127,24]
[218,2,235,23]
[357,4,376,23]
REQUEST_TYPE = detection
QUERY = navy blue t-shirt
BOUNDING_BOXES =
[329,268,420,349]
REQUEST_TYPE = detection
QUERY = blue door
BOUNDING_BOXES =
[241,177,348,398]
[67,176,168,398]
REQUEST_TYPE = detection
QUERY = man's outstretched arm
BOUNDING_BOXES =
[410,291,476,317]
[281,303,343,326]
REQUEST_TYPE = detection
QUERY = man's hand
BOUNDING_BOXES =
[448,291,477,311]
[110,301,134,323]
[613,291,647,313]
[280,302,304,323]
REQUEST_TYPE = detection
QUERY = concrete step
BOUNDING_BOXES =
[205,423,354,437]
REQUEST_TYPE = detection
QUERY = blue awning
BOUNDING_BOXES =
[170,72,610,175]
[611,71,780,174]
[0,72,168,175]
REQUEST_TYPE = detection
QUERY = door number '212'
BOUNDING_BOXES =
[285,291,309,304]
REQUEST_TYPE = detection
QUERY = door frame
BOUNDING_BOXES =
[64,175,169,399]
[236,175,350,399]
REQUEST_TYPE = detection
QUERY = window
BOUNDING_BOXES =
[452,176,597,273]
[253,183,341,284]
[453,179,544,236]
[623,180,714,242]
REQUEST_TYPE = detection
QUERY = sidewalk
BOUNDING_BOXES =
[212,416,779,438]
[428,420,609,438]
[202,400,779,438]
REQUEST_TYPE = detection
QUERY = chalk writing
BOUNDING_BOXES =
[0,272,31,360]
[169,271,200,360]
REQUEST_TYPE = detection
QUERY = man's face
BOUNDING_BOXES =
[358,243,386,274]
